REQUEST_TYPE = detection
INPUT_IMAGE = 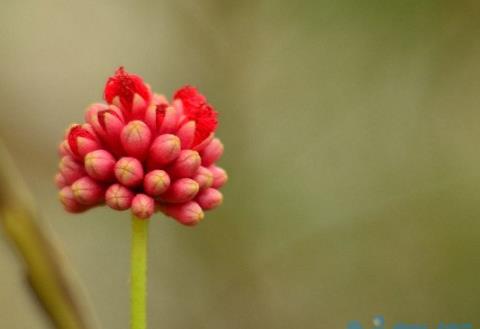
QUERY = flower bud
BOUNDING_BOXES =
[201,138,224,167]
[196,188,223,210]
[54,173,67,189]
[143,170,170,197]
[193,166,213,190]
[114,157,144,187]
[161,201,204,226]
[176,121,195,149]
[148,134,181,167]
[131,194,154,219]
[105,184,134,210]
[71,176,104,206]
[59,155,86,184]
[168,150,201,178]
[121,120,152,160]
[84,150,116,181]
[58,140,72,156]
[209,165,228,189]
[67,124,101,159]
[59,186,88,213]
[145,103,178,134]
[159,178,199,203]
[86,105,125,155]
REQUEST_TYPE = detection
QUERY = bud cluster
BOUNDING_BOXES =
[56,67,227,225]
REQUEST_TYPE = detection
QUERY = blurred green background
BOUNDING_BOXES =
[2,0,480,328]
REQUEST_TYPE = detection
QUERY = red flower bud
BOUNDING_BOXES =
[148,134,181,167]
[71,176,104,206]
[131,194,155,219]
[201,138,224,167]
[143,170,170,197]
[84,150,116,182]
[67,124,101,159]
[193,166,213,190]
[196,188,223,210]
[59,186,88,213]
[167,150,201,178]
[161,201,204,226]
[105,184,134,210]
[114,157,144,187]
[209,165,228,189]
[159,178,199,203]
[121,120,152,160]
[59,155,86,184]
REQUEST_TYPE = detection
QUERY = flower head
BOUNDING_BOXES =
[56,67,226,225]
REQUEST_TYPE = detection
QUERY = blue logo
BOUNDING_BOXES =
[347,315,472,329]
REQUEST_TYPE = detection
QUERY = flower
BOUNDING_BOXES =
[56,67,227,225]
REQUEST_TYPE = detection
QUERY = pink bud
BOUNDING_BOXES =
[84,150,116,181]
[67,124,101,159]
[168,150,201,178]
[176,120,196,149]
[114,157,144,187]
[59,186,88,213]
[84,103,108,125]
[105,184,134,210]
[131,93,149,120]
[148,134,181,167]
[196,188,223,210]
[193,166,213,190]
[159,178,199,203]
[121,120,152,160]
[58,140,72,157]
[131,194,154,219]
[143,170,170,197]
[201,138,224,167]
[159,106,179,134]
[71,176,104,206]
[86,105,125,156]
[145,104,179,135]
[161,201,204,226]
[54,173,67,189]
[209,165,228,189]
[59,155,86,184]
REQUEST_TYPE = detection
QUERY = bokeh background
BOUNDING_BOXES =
[1,0,480,328]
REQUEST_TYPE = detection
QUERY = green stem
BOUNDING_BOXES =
[131,215,149,329]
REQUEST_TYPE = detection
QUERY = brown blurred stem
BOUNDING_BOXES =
[0,141,97,329]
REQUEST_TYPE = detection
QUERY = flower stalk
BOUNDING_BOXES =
[131,215,149,329]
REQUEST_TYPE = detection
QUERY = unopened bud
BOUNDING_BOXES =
[168,150,201,178]
[84,150,116,181]
[196,188,223,210]
[59,186,88,213]
[209,165,228,189]
[59,155,86,184]
[161,201,204,226]
[159,178,199,203]
[143,170,170,197]
[121,120,152,160]
[148,134,181,167]
[193,166,213,190]
[105,184,134,210]
[201,138,224,167]
[114,157,144,187]
[131,194,154,219]
[71,176,104,206]
[176,120,196,149]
